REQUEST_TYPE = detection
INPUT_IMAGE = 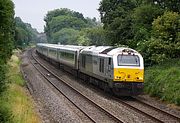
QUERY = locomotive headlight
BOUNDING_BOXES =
[138,77,143,81]
[136,77,143,82]
[115,76,119,79]
[115,76,121,80]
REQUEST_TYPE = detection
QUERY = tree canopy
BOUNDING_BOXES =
[0,0,14,64]
[44,8,103,45]
[14,17,39,49]
[44,8,88,43]
[0,0,14,94]
[98,0,180,65]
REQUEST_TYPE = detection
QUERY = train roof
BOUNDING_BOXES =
[80,46,138,56]
[37,43,87,51]
[37,43,138,55]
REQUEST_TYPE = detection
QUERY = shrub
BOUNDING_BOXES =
[0,98,13,123]
[144,59,180,105]
[152,11,180,43]
[0,63,7,95]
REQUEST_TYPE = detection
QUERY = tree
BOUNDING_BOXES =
[0,0,14,93]
[152,11,180,58]
[152,11,180,43]
[85,17,101,28]
[98,0,138,46]
[49,15,87,32]
[0,0,14,96]
[137,11,180,65]
[52,28,79,44]
[83,26,110,45]
[132,4,163,42]
[146,0,180,12]
[44,9,89,43]
[0,0,14,63]
[14,17,39,48]
[44,8,87,24]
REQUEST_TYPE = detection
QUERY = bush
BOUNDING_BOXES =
[0,63,7,95]
[0,97,13,123]
[152,11,180,43]
[137,38,180,66]
[137,11,180,66]
[144,59,180,105]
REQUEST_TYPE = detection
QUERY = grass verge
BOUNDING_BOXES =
[144,59,180,106]
[0,51,41,123]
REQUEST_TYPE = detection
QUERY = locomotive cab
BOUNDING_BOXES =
[111,48,144,95]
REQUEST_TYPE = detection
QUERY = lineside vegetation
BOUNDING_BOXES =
[0,51,41,123]
[144,59,180,106]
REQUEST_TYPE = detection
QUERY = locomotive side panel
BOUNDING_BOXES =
[79,53,114,84]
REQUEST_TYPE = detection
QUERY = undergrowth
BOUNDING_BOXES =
[144,59,180,105]
[0,51,40,123]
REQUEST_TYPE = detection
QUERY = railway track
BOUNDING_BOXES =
[114,97,180,123]
[133,97,180,122]
[28,48,124,123]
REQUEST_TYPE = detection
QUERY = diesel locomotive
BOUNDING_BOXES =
[36,43,144,96]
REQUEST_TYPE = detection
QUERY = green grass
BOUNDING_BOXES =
[144,59,180,105]
[0,52,41,123]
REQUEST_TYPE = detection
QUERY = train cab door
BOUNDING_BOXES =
[106,57,113,78]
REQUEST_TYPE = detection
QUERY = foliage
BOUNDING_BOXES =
[0,63,7,95]
[98,0,180,67]
[138,11,180,65]
[77,29,90,46]
[44,8,89,43]
[98,0,137,46]
[86,17,101,28]
[132,4,163,42]
[0,1,40,122]
[144,59,180,105]
[49,15,87,32]
[137,38,180,65]
[14,17,39,49]
[44,8,103,45]
[0,54,41,123]
[52,28,80,44]
[146,0,180,12]
[44,8,86,24]
[0,0,14,64]
[78,27,108,46]
[0,97,13,123]
[0,0,14,97]
[0,2,14,121]
[152,11,180,43]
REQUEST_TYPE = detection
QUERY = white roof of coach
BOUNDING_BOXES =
[80,46,112,55]
[37,43,87,51]
[57,45,87,52]
[37,43,139,55]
